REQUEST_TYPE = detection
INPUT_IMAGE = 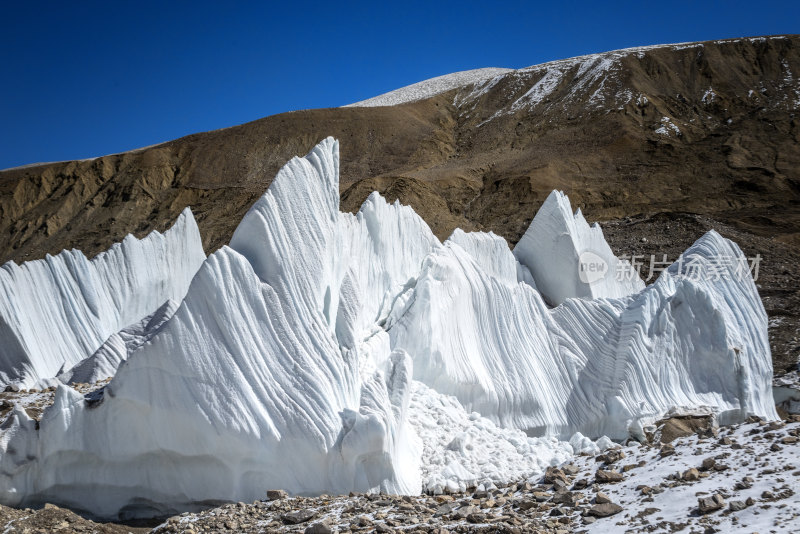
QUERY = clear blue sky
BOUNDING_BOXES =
[1,0,798,169]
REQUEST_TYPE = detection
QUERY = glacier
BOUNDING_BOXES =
[0,138,777,519]
[0,210,205,388]
[513,189,645,305]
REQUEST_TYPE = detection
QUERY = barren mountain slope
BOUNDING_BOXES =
[1,34,799,372]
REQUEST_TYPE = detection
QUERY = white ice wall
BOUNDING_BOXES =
[0,138,776,519]
[0,210,206,387]
[513,190,644,306]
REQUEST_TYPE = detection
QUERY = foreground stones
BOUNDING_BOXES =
[267,489,289,501]
[143,417,800,533]
[697,494,725,514]
[588,502,623,517]
[281,508,316,524]
[595,469,624,483]
[304,522,333,534]
[1,417,799,533]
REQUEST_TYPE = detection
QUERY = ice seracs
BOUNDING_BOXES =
[389,221,774,440]
[0,209,205,388]
[513,190,644,306]
[54,299,179,386]
[0,138,777,519]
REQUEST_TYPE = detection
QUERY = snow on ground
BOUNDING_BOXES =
[345,35,796,127]
[579,418,800,533]
[343,42,690,110]
[343,41,699,112]
[655,116,681,136]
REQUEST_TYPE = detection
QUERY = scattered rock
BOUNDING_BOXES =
[729,500,747,512]
[544,466,569,485]
[455,505,478,520]
[532,491,551,502]
[281,509,316,524]
[562,463,580,476]
[595,492,612,504]
[658,415,714,443]
[551,491,581,506]
[682,468,701,481]
[588,502,623,517]
[595,469,624,483]
[698,494,725,514]
[267,489,288,501]
[597,449,625,464]
[466,512,487,523]
[659,443,676,457]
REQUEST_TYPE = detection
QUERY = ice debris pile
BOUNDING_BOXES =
[0,138,776,519]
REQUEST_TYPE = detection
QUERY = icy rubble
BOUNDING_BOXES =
[0,138,777,518]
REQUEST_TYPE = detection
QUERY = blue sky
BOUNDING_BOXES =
[1,1,798,169]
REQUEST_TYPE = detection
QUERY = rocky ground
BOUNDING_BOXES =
[0,380,109,422]
[1,415,798,533]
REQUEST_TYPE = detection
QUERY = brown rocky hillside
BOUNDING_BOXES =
[1,34,799,373]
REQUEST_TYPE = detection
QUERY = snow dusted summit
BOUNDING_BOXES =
[0,139,776,519]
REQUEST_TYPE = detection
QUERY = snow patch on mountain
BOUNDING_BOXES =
[347,36,797,127]
[655,117,681,136]
[345,68,512,108]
